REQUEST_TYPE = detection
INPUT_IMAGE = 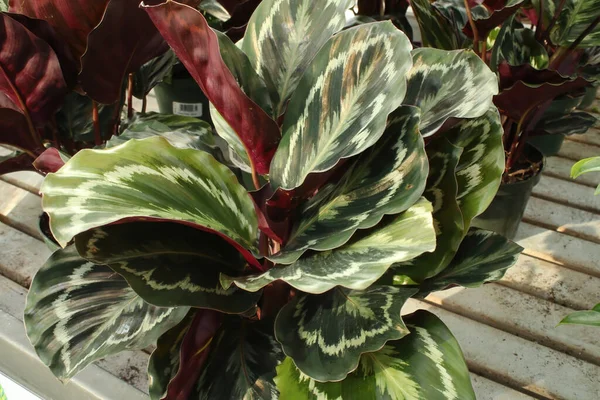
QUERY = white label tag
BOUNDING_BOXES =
[173,102,203,117]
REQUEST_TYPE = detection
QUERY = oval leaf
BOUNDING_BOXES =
[560,304,600,327]
[403,48,498,137]
[241,0,353,116]
[223,198,435,294]
[275,310,475,399]
[270,21,413,190]
[75,222,261,312]
[41,136,260,263]
[275,286,418,381]
[271,106,428,264]
[24,246,189,380]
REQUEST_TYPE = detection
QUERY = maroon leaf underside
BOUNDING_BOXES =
[0,13,68,126]
[79,0,186,104]
[463,1,522,38]
[0,151,36,175]
[33,148,66,174]
[494,76,591,122]
[144,1,281,175]
[222,0,262,42]
[9,0,111,63]
[5,13,78,89]
[164,310,222,400]
[0,108,44,154]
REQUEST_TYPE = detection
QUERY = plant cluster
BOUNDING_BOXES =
[406,0,600,182]
[5,0,527,398]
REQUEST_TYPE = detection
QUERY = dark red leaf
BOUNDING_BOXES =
[0,13,68,126]
[494,64,591,121]
[33,148,66,174]
[0,108,43,154]
[165,310,222,400]
[5,13,78,89]
[143,1,281,175]
[79,0,176,104]
[0,151,36,175]
[9,0,111,63]
[463,0,522,38]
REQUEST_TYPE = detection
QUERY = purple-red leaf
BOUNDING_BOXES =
[144,0,281,175]
[0,13,68,126]
[165,310,222,400]
[5,13,79,89]
[80,0,172,104]
[0,108,42,154]
[464,0,523,39]
[9,0,110,63]
[33,148,66,174]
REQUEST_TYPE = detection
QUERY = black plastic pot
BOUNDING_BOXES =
[154,64,212,124]
[472,144,544,239]
[527,133,564,157]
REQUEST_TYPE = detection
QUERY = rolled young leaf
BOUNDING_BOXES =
[275,310,475,399]
[75,222,261,312]
[241,0,353,117]
[271,105,428,264]
[571,156,600,194]
[270,21,413,190]
[403,48,498,137]
[24,246,189,380]
[41,136,261,267]
[274,286,418,381]
[560,304,600,327]
[143,0,281,175]
[222,198,436,294]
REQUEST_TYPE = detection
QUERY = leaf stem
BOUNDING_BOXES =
[542,0,567,44]
[506,104,536,172]
[92,101,102,146]
[142,95,147,114]
[535,0,544,41]
[463,0,481,59]
[127,73,134,119]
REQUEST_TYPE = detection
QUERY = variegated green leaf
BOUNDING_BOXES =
[390,138,465,282]
[539,111,597,136]
[241,0,353,116]
[198,0,230,21]
[24,246,188,380]
[411,0,463,50]
[417,228,523,295]
[491,16,549,70]
[75,222,261,312]
[552,0,600,47]
[270,21,413,190]
[0,383,5,400]
[108,112,216,151]
[275,286,417,381]
[271,106,428,264]
[41,137,259,260]
[275,310,475,399]
[571,155,600,194]
[560,303,600,327]
[222,198,435,294]
[447,109,504,228]
[403,48,498,137]
[193,317,284,399]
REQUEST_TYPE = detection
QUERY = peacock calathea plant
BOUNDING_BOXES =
[25,0,523,398]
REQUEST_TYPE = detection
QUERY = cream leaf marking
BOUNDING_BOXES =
[271,106,427,264]
[41,137,258,252]
[275,286,417,381]
[224,198,435,294]
[270,21,413,190]
[404,48,498,137]
[24,247,187,380]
